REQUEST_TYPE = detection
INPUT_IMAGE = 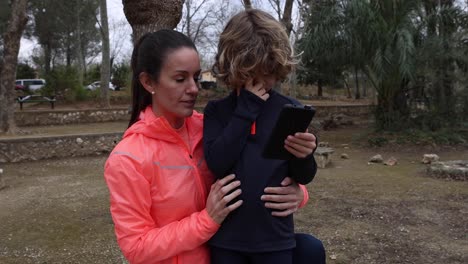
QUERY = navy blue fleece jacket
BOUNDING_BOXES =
[203,89,317,252]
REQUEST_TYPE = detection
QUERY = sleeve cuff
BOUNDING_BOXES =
[200,209,221,233]
[298,184,309,208]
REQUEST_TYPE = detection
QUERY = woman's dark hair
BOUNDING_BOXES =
[128,29,197,127]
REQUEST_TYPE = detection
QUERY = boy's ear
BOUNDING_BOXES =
[138,72,156,94]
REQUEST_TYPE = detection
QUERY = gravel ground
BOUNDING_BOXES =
[0,126,467,264]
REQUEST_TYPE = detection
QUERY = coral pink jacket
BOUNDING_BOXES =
[104,107,218,264]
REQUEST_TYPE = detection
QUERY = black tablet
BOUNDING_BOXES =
[262,104,316,160]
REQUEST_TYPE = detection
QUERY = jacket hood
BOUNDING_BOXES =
[123,106,204,143]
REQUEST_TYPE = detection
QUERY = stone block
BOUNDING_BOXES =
[314,147,335,169]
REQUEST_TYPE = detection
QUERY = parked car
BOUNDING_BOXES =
[15,84,25,91]
[15,79,46,91]
[85,81,118,91]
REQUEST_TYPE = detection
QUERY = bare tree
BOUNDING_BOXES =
[99,0,110,108]
[197,0,239,69]
[109,20,131,63]
[75,0,85,86]
[267,0,282,19]
[181,0,210,43]
[123,0,184,43]
[0,0,28,134]
[266,0,294,36]
[281,0,294,36]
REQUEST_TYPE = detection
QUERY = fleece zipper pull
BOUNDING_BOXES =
[250,121,256,135]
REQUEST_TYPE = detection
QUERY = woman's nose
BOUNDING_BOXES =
[187,79,199,94]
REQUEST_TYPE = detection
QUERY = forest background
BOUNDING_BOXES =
[0,0,467,144]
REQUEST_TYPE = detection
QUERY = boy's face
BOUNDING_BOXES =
[255,74,277,92]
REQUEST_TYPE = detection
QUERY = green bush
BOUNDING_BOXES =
[112,62,131,89]
[43,66,95,102]
[366,129,467,147]
[16,62,36,79]
[85,64,101,85]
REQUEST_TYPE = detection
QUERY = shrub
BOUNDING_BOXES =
[112,62,131,90]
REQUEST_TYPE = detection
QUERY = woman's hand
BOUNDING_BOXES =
[206,174,243,224]
[284,131,317,158]
[244,78,269,101]
[261,177,303,217]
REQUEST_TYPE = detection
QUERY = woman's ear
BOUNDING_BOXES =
[139,72,156,94]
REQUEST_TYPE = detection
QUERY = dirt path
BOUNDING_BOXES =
[0,126,467,263]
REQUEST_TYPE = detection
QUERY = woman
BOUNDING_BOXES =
[104,29,322,264]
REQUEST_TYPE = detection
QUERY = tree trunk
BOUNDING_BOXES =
[99,0,110,108]
[281,0,294,36]
[44,41,52,74]
[75,0,84,86]
[289,70,297,98]
[344,77,352,98]
[317,79,323,97]
[354,66,360,99]
[123,0,184,44]
[0,0,28,134]
[185,0,192,38]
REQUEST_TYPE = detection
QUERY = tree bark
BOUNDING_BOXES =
[281,0,294,36]
[344,76,352,98]
[317,79,323,97]
[0,167,5,190]
[0,0,28,134]
[123,0,184,44]
[354,66,360,99]
[44,41,52,74]
[75,0,84,86]
[99,0,111,108]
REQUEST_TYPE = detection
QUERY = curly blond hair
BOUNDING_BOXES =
[212,9,297,89]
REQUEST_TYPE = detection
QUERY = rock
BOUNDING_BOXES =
[330,254,337,260]
[369,154,383,163]
[426,160,468,181]
[384,157,398,166]
[341,153,349,159]
[422,154,439,164]
[318,142,329,148]
[321,113,354,130]
[314,147,335,169]
[76,138,84,144]
[0,168,6,190]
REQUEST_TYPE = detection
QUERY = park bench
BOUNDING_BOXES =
[314,147,335,168]
[17,95,56,110]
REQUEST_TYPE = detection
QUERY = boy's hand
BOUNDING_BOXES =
[284,130,317,158]
[244,78,269,101]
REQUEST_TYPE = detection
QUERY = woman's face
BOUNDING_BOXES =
[152,47,201,128]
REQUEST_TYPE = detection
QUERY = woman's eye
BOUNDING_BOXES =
[175,78,185,83]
